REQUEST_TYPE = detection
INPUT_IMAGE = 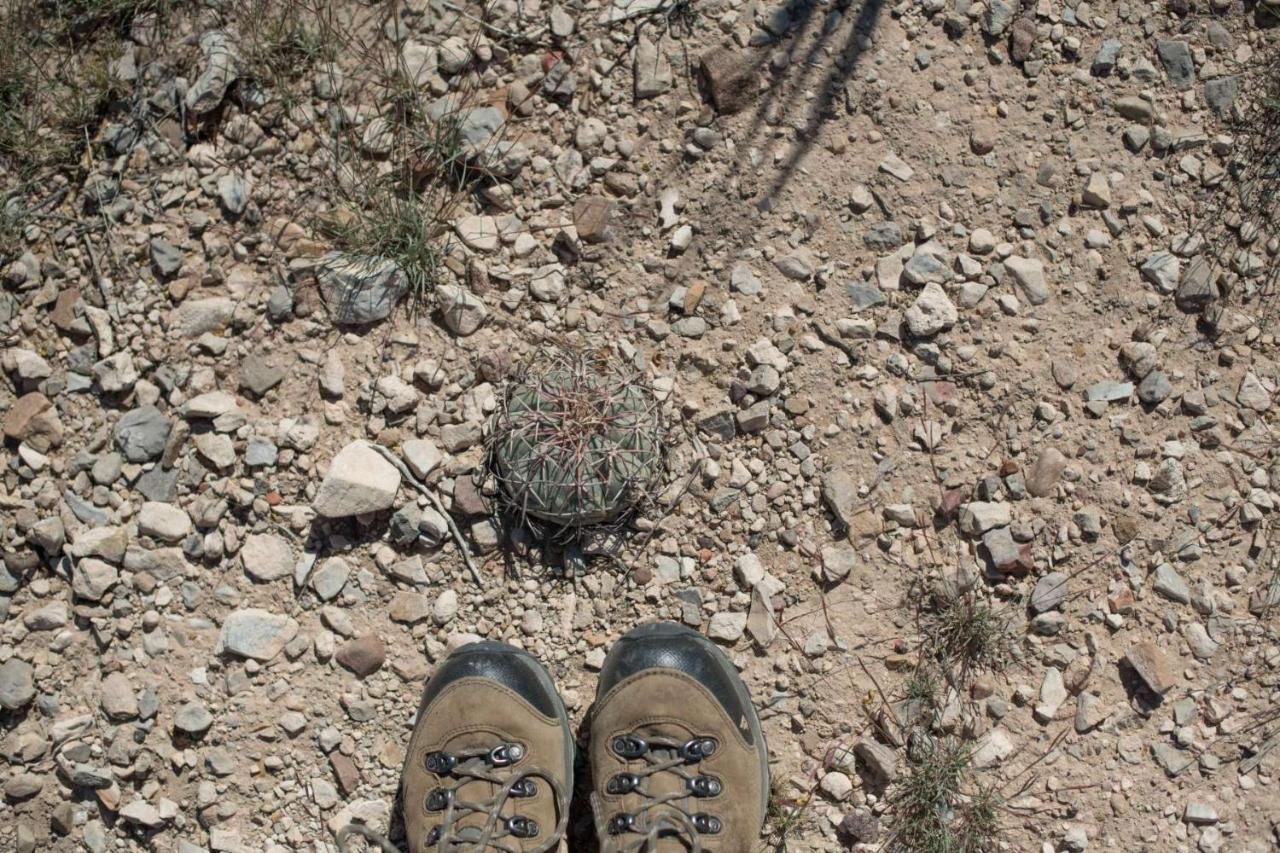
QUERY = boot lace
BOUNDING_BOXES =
[336,741,567,853]
[598,734,723,853]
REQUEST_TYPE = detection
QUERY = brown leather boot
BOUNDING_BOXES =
[589,622,769,851]
[398,641,573,851]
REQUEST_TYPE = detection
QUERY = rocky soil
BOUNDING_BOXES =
[2,0,1280,850]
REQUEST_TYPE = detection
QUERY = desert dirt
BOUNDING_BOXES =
[2,0,1280,850]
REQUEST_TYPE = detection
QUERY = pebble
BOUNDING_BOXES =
[313,440,402,517]
[221,609,300,662]
[336,635,386,678]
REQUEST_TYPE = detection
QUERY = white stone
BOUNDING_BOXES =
[313,440,401,517]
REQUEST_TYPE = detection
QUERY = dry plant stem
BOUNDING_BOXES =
[368,443,483,587]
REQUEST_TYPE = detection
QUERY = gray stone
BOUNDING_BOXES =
[819,542,857,583]
[437,284,487,336]
[137,467,179,502]
[862,222,904,251]
[172,297,235,338]
[982,0,1013,35]
[846,281,886,311]
[185,30,239,114]
[73,558,119,601]
[1203,75,1240,114]
[0,658,35,710]
[1237,372,1272,412]
[221,608,299,661]
[822,470,858,529]
[1153,564,1190,604]
[634,36,672,99]
[313,440,401,517]
[402,439,443,479]
[1152,743,1194,777]
[318,253,409,325]
[1137,371,1173,405]
[1114,96,1155,122]
[1184,622,1219,661]
[150,239,184,277]
[217,173,250,216]
[707,611,747,642]
[310,557,350,601]
[903,282,957,337]
[113,406,171,462]
[1085,380,1133,403]
[138,502,192,542]
[174,701,214,735]
[1005,255,1049,305]
[958,502,1011,535]
[1140,251,1181,294]
[239,356,284,396]
[1176,257,1217,311]
[245,437,278,467]
[854,740,897,785]
[241,533,294,582]
[1030,572,1068,613]
[1157,40,1195,90]
[1092,39,1122,76]
[902,253,950,286]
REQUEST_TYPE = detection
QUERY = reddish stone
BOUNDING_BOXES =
[330,753,360,796]
[698,48,758,115]
[335,635,386,678]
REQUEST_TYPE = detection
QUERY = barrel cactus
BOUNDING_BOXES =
[487,348,664,531]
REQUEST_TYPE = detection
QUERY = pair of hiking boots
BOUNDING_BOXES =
[340,622,768,852]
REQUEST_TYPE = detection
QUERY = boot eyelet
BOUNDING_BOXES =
[424,751,456,774]
[489,742,525,766]
[426,827,441,844]
[506,815,539,838]
[692,813,722,834]
[679,737,718,762]
[608,813,636,834]
[510,777,537,798]
[425,788,454,811]
[606,773,641,795]
[687,774,722,797]
[612,735,648,758]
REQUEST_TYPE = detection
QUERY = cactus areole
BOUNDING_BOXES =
[490,353,663,527]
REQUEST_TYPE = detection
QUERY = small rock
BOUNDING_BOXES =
[698,47,756,115]
[313,440,401,517]
[317,253,409,325]
[221,609,300,662]
[1029,572,1068,614]
[174,701,214,735]
[903,282,957,338]
[0,659,36,710]
[707,612,747,643]
[336,636,386,678]
[241,533,294,582]
[437,285,488,336]
[1125,641,1175,695]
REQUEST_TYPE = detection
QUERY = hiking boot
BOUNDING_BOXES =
[589,622,769,851]
[398,641,573,851]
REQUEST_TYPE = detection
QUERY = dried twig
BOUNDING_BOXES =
[368,443,483,586]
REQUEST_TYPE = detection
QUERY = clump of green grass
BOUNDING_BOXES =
[890,738,1002,853]
[921,582,1012,679]
[232,0,336,109]
[319,182,446,316]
